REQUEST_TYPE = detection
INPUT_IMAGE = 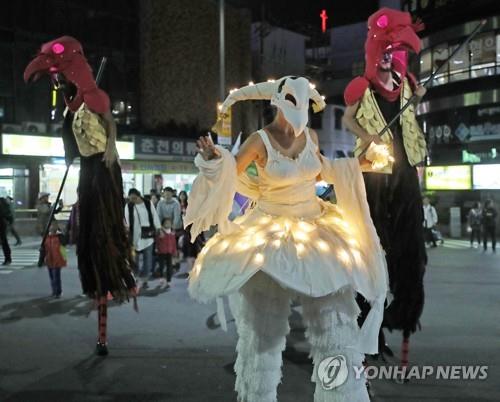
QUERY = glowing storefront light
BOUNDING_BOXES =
[2,134,135,160]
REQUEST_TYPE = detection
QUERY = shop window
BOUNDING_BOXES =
[449,42,470,82]
[419,49,432,77]
[432,44,449,85]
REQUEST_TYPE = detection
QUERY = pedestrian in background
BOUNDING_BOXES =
[482,199,497,253]
[468,202,482,248]
[44,220,67,298]
[125,188,161,291]
[156,218,177,289]
[423,196,438,248]
[178,190,188,217]
[6,197,21,246]
[36,192,63,236]
[157,187,182,230]
[0,197,12,265]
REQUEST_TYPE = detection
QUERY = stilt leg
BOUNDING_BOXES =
[96,296,109,356]
[396,332,410,383]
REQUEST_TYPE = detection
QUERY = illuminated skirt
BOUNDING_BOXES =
[188,198,385,304]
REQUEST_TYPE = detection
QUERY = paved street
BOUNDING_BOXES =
[0,239,499,402]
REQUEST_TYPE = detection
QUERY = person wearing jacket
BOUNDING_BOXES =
[482,199,497,253]
[157,187,182,230]
[423,197,438,248]
[44,220,67,298]
[125,188,161,290]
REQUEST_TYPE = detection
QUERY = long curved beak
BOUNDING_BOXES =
[24,54,53,84]
[390,26,421,54]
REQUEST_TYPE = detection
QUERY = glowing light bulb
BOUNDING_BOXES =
[267,78,275,82]
[259,216,272,225]
[317,240,330,252]
[248,81,254,86]
[332,217,343,225]
[254,253,264,264]
[245,227,258,235]
[270,223,282,232]
[294,230,309,242]
[219,240,230,251]
[237,241,251,251]
[297,221,315,232]
[296,243,305,257]
[352,250,362,264]
[309,83,316,89]
[338,250,350,264]
[321,95,326,100]
[348,238,359,248]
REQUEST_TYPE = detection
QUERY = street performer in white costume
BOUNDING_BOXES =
[185,76,389,402]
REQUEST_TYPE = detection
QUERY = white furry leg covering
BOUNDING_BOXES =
[234,272,291,402]
[302,288,370,402]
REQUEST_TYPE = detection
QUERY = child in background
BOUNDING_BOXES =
[44,220,67,298]
[156,218,177,289]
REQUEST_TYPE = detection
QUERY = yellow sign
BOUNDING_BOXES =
[2,134,135,160]
[425,165,472,190]
[216,103,232,146]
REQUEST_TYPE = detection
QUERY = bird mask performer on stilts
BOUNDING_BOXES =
[185,76,390,401]
[342,8,428,372]
[24,36,137,356]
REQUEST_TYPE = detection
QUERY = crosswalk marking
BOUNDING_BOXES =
[436,239,480,250]
[4,249,40,270]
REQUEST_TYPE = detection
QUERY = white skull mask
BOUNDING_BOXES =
[215,76,326,137]
[271,77,310,137]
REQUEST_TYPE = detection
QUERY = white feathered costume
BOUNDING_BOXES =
[185,76,388,402]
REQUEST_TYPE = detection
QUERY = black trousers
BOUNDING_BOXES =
[8,223,21,243]
[483,225,496,251]
[0,222,11,262]
[158,253,173,282]
[424,227,437,246]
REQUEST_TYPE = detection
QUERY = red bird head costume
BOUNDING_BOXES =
[345,8,424,104]
[24,36,109,114]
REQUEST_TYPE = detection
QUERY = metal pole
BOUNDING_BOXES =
[219,0,225,102]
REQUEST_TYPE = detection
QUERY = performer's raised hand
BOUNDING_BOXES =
[415,85,426,99]
[197,135,221,161]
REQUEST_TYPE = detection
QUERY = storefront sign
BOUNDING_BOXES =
[2,134,134,160]
[472,164,500,190]
[121,160,197,174]
[425,165,472,190]
[134,136,198,161]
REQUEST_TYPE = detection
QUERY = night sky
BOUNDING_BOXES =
[241,0,380,34]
